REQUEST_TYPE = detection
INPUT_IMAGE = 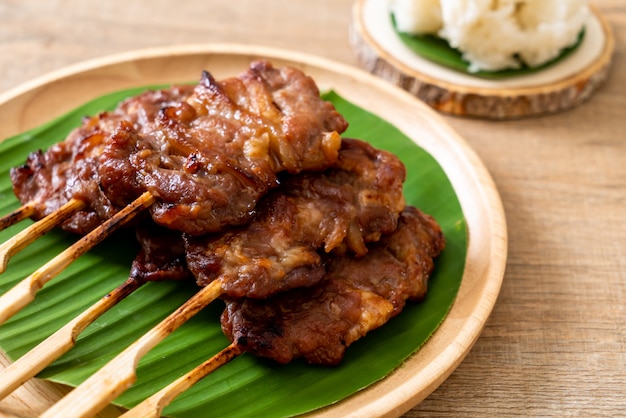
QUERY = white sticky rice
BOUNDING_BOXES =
[389,0,589,72]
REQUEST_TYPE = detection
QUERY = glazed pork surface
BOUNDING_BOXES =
[8,59,447,370]
[184,138,406,299]
[221,206,446,365]
[11,61,348,236]
[98,61,348,235]
[10,86,194,234]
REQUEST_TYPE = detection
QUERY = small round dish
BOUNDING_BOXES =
[350,0,615,119]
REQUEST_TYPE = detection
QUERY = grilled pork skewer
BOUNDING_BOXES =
[9,86,196,236]
[97,61,346,236]
[221,206,445,365]
[184,138,406,298]
[0,86,194,273]
[3,62,346,288]
[121,206,445,417]
[1,61,346,322]
[0,137,404,402]
[1,61,433,417]
[39,138,408,417]
[10,61,346,239]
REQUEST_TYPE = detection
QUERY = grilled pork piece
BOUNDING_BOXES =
[279,137,406,256]
[184,138,406,299]
[221,206,446,365]
[98,61,348,235]
[11,61,347,236]
[10,86,194,234]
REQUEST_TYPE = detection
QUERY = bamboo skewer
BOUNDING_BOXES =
[0,203,36,232]
[0,277,144,400]
[120,342,244,418]
[41,279,225,418]
[0,198,85,274]
[0,192,155,325]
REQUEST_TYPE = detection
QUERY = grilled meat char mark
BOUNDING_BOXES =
[10,86,194,234]
[279,137,407,256]
[98,61,348,236]
[11,61,347,237]
[221,206,446,366]
[184,138,406,299]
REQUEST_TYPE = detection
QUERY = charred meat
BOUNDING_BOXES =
[221,206,446,365]
[184,138,406,299]
[11,61,347,236]
[98,61,348,235]
[10,86,194,234]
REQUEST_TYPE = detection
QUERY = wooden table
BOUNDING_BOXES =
[0,1,624,416]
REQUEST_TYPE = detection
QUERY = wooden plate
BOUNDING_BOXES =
[350,0,615,119]
[0,44,507,417]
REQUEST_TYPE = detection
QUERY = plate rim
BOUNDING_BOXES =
[0,44,507,417]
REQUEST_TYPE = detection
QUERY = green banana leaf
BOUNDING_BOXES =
[0,87,466,417]
[391,14,585,79]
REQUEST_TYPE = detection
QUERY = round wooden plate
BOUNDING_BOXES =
[0,44,507,417]
[350,0,615,119]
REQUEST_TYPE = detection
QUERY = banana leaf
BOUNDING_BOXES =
[391,14,585,79]
[0,87,466,417]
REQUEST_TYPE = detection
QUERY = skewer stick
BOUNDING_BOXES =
[0,277,144,400]
[0,203,36,232]
[0,192,155,325]
[0,198,85,274]
[41,278,224,418]
[120,342,244,418]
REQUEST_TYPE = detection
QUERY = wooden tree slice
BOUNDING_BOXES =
[350,0,615,119]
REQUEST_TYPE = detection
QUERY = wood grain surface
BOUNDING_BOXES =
[0,0,624,416]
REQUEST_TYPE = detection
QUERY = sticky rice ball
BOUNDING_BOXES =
[515,0,589,68]
[390,0,589,72]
